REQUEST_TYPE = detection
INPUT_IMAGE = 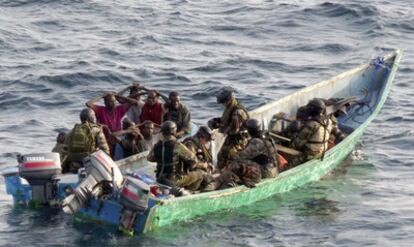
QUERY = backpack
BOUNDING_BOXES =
[67,123,96,154]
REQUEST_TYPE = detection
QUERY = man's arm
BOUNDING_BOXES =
[96,129,110,154]
[235,139,261,161]
[86,94,105,108]
[115,94,140,106]
[180,106,192,136]
[156,90,169,103]
[147,146,157,162]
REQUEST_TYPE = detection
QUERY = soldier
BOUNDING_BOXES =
[234,119,278,178]
[290,98,333,166]
[214,119,279,190]
[64,108,110,173]
[163,91,192,138]
[208,87,249,169]
[147,121,212,192]
[183,126,214,165]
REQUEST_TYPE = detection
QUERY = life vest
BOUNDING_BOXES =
[67,123,96,154]
[153,140,179,178]
[305,117,333,153]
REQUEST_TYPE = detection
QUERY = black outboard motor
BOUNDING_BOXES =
[62,150,124,214]
[118,176,150,235]
[18,153,61,206]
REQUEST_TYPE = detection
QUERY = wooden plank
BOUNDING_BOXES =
[269,132,291,142]
[275,144,302,156]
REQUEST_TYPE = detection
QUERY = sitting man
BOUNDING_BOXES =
[140,90,167,126]
[64,108,110,173]
[117,83,147,124]
[183,126,214,166]
[113,118,143,160]
[234,119,278,178]
[86,91,139,155]
[147,121,211,192]
[52,132,67,162]
[208,87,249,170]
[136,121,160,152]
[163,91,192,138]
[290,98,333,166]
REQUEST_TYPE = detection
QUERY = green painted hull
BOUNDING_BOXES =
[143,50,402,232]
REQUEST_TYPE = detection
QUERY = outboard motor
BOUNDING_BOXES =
[118,176,150,235]
[18,153,61,206]
[62,150,123,214]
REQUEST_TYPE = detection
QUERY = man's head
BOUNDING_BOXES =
[80,108,97,124]
[216,87,234,106]
[146,90,159,106]
[196,126,213,145]
[104,93,116,111]
[56,132,67,144]
[307,98,326,117]
[296,106,310,121]
[141,121,154,139]
[129,85,141,100]
[161,121,177,136]
[168,91,181,110]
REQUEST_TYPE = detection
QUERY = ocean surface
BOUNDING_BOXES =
[0,0,413,246]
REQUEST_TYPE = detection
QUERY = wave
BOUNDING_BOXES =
[303,2,379,18]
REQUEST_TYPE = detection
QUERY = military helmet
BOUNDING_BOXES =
[161,121,177,136]
[245,118,261,136]
[80,108,97,124]
[216,87,234,104]
[296,106,309,120]
[197,125,213,141]
[307,98,326,115]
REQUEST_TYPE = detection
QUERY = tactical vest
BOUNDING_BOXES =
[305,117,333,153]
[153,140,179,178]
[67,123,96,154]
[251,137,277,166]
[184,137,212,163]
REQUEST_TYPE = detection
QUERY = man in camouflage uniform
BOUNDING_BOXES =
[290,98,333,166]
[64,108,110,173]
[214,119,278,189]
[183,126,214,165]
[147,121,212,192]
[208,87,249,169]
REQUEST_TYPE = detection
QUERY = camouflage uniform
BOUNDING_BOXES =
[64,122,109,173]
[215,161,261,189]
[290,115,333,166]
[183,136,212,163]
[329,115,346,144]
[217,98,249,169]
[147,136,208,191]
[235,136,279,178]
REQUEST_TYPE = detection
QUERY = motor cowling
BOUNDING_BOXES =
[118,176,150,235]
[18,153,61,206]
[62,150,124,214]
